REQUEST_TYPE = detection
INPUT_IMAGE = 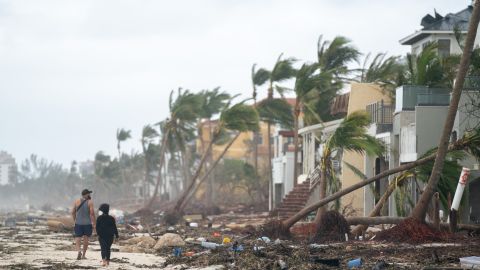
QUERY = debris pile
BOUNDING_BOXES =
[375,218,452,243]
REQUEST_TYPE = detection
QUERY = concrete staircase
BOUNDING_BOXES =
[271,180,312,220]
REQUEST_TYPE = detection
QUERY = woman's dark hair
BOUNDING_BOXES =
[99,203,110,215]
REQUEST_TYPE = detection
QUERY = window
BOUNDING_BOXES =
[438,39,451,58]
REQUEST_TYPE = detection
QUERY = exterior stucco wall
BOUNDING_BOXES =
[415,106,448,157]
[341,83,391,216]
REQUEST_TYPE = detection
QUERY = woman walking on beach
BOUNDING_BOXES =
[96,203,119,266]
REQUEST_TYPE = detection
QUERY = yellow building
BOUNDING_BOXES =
[340,83,391,215]
[300,83,391,216]
[196,119,273,173]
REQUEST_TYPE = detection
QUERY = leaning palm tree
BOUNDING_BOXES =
[305,35,361,125]
[173,101,260,214]
[141,125,159,202]
[197,88,231,207]
[314,111,384,225]
[251,64,271,176]
[411,3,480,221]
[258,54,296,207]
[291,63,330,183]
[146,89,203,208]
[116,128,131,183]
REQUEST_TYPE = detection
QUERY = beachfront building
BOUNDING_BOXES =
[0,151,17,186]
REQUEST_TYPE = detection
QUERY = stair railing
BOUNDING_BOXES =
[308,165,322,191]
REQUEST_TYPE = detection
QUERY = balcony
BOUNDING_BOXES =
[366,101,393,134]
[395,85,451,112]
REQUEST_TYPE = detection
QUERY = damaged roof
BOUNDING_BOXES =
[400,6,472,45]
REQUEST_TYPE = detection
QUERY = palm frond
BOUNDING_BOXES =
[271,53,297,83]
[221,103,259,132]
[256,98,294,129]
[327,111,384,156]
[116,128,132,142]
[252,65,271,86]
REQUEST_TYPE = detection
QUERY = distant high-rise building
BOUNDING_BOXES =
[78,160,95,177]
[0,151,17,185]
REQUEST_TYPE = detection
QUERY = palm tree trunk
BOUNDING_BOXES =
[146,129,170,208]
[281,138,471,230]
[267,121,274,210]
[293,99,300,187]
[179,151,189,193]
[179,132,241,211]
[174,130,218,212]
[142,143,150,204]
[314,164,327,224]
[351,174,410,235]
[410,2,480,221]
[206,120,214,208]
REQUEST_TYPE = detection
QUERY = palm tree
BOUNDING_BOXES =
[197,88,231,207]
[173,101,260,213]
[305,36,360,123]
[411,2,480,221]
[146,89,203,208]
[314,111,384,225]
[116,128,131,183]
[251,64,271,176]
[141,125,159,202]
[291,63,330,184]
[259,54,296,207]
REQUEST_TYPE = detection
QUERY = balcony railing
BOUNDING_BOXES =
[417,93,450,106]
[366,101,393,134]
[395,85,451,111]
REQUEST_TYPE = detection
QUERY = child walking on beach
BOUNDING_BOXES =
[96,203,119,266]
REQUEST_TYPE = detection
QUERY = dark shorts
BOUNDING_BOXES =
[74,224,93,237]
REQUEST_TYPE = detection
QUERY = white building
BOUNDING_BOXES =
[271,130,296,209]
[400,6,479,56]
[0,151,17,186]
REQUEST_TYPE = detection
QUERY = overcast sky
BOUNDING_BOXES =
[0,0,469,167]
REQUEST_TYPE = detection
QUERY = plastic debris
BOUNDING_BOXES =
[189,222,198,228]
[257,236,271,244]
[201,241,222,249]
[309,244,328,249]
[347,258,363,269]
[460,256,480,269]
[253,245,265,251]
[222,237,231,244]
[212,232,221,237]
[196,237,207,242]
[173,247,182,257]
